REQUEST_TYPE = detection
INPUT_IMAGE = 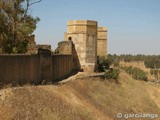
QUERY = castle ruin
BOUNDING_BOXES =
[27,35,51,54]
[0,20,108,85]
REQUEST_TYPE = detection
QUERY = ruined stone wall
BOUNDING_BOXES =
[65,20,97,72]
[97,27,107,57]
[36,45,51,51]
[27,35,51,54]
[27,35,36,44]
[27,35,37,54]
[56,41,72,55]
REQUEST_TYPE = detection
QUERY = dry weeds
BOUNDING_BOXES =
[0,71,160,120]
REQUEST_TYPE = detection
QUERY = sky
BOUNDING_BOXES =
[29,0,160,55]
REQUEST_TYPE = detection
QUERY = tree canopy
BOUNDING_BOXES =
[0,0,41,53]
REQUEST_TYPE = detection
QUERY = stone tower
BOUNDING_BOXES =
[97,27,107,57]
[64,20,98,72]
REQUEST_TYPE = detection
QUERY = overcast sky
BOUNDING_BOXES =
[30,0,160,55]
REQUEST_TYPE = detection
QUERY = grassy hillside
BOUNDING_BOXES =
[120,61,155,81]
[0,71,160,120]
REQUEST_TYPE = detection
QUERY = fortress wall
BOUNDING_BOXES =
[39,49,52,83]
[0,50,75,85]
[0,55,40,85]
[52,55,73,81]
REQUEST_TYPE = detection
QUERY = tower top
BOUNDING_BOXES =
[67,20,97,34]
[68,20,97,26]
[98,27,107,32]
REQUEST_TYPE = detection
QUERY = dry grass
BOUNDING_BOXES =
[120,61,149,72]
[146,83,160,108]
[0,71,160,120]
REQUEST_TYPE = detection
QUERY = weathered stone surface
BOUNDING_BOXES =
[36,45,51,51]
[64,20,108,72]
[54,41,72,55]
[27,35,36,44]
[65,20,98,72]
[67,20,97,34]
[27,35,37,54]
[97,27,107,57]
[26,34,51,54]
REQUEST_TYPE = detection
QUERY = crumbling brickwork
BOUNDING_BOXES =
[54,41,72,55]
[27,35,37,54]
[27,35,51,54]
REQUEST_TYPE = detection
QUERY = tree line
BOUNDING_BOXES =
[107,54,160,69]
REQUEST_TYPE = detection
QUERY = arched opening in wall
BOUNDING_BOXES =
[68,37,72,41]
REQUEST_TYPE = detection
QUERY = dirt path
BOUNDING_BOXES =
[59,72,104,84]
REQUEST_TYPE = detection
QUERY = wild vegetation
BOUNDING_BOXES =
[104,68,120,80]
[150,69,160,80]
[144,56,160,69]
[98,54,160,81]
[0,0,41,53]
[121,66,148,81]
[97,56,120,80]
[107,54,160,81]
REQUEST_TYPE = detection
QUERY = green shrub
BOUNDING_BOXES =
[104,68,120,80]
[144,57,160,69]
[97,56,110,72]
[97,56,120,80]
